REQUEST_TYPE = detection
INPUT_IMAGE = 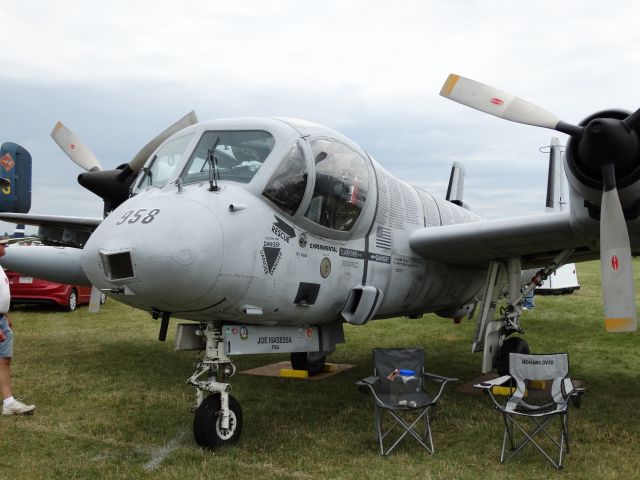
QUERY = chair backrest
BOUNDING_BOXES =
[506,352,569,411]
[373,347,425,394]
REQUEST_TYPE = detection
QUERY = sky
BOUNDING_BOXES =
[1,0,639,233]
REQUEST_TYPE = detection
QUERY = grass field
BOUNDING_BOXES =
[1,260,639,479]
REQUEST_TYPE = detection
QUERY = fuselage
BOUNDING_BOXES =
[81,118,486,326]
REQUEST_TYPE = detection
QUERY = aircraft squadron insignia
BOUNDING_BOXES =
[0,153,15,172]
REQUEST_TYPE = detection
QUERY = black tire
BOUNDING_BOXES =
[497,336,530,376]
[66,289,78,312]
[194,393,242,449]
[290,352,326,376]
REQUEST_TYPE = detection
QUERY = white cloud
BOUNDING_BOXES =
[0,0,639,222]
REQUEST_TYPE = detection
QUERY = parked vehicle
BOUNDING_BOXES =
[6,270,92,311]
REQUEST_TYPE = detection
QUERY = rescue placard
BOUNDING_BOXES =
[224,324,320,354]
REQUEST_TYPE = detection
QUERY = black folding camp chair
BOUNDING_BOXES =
[475,352,586,469]
[356,347,457,455]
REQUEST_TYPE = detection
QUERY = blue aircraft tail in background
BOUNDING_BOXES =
[0,142,32,213]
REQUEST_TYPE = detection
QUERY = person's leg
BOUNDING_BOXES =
[0,315,13,400]
[0,356,12,400]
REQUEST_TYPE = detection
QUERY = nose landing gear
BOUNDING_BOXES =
[187,321,243,448]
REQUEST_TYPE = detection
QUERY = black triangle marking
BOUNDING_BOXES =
[263,246,281,274]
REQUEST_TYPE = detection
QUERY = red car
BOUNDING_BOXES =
[6,270,93,311]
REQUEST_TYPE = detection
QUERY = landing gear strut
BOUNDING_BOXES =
[473,250,573,374]
[187,321,242,448]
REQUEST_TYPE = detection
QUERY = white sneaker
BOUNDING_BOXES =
[2,399,36,415]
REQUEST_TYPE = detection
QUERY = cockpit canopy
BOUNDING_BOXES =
[134,130,275,191]
[261,136,369,232]
[134,118,372,234]
[184,130,275,184]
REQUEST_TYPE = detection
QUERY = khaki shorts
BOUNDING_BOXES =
[0,315,13,358]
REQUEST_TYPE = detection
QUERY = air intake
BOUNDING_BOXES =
[102,251,135,280]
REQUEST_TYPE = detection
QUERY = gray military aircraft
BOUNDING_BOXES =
[1,74,638,448]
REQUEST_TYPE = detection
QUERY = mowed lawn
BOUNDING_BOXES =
[1,260,638,479]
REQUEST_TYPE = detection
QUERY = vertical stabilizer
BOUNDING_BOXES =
[545,137,565,212]
[446,161,466,206]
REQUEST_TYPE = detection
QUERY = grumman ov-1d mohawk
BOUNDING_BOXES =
[1,74,638,448]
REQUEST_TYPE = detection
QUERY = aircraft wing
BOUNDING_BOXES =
[0,213,102,247]
[409,211,597,269]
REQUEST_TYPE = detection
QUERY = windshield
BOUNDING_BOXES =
[134,133,194,192]
[181,130,274,184]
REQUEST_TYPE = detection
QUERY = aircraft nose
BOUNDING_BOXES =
[83,195,224,310]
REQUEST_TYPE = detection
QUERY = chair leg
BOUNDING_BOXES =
[374,406,385,455]
[425,410,434,454]
[374,407,435,455]
[563,410,570,453]
[501,414,566,469]
[500,413,516,463]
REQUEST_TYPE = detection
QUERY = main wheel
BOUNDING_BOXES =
[290,352,326,376]
[194,393,242,449]
[66,289,78,312]
[497,336,530,376]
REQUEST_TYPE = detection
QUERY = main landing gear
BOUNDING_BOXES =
[473,250,573,375]
[187,321,242,448]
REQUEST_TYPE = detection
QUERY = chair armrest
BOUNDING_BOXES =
[423,371,459,384]
[474,375,513,410]
[473,375,512,390]
[356,375,379,387]
[562,377,586,408]
[356,376,379,394]
[563,377,586,396]
[422,371,457,404]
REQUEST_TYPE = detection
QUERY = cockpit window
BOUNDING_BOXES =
[262,142,308,215]
[304,139,368,231]
[181,130,274,184]
[134,132,194,192]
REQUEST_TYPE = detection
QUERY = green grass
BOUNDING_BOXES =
[1,260,639,479]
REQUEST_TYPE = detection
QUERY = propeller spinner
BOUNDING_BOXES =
[440,74,638,332]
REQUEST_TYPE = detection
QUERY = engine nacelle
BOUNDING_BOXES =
[565,109,640,218]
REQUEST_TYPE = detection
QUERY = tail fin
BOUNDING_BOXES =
[446,161,468,208]
[0,142,32,213]
[545,137,565,212]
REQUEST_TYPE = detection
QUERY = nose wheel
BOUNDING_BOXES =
[194,393,243,448]
[187,321,243,448]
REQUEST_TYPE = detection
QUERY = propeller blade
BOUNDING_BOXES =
[440,74,637,331]
[440,74,582,136]
[128,111,198,173]
[51,121,103,172]
[600,186,637,332]
[623,106,640,131]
